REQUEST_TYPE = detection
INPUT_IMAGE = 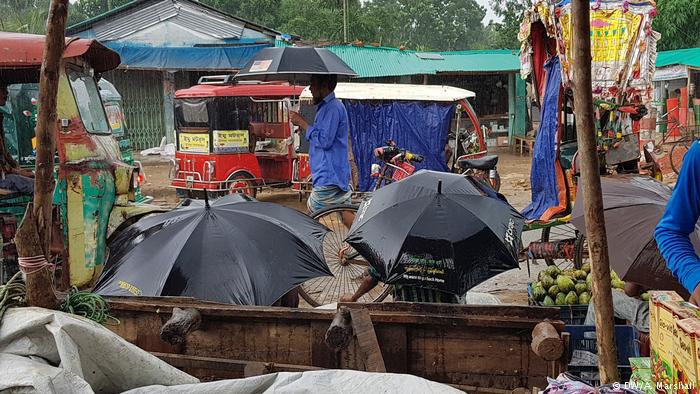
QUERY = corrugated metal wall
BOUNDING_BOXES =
[103,70,165,150]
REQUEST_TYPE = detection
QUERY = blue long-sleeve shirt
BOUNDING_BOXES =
[305,92,351,191]
[656,141,700,294]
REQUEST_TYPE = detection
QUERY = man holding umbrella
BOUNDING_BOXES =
[289,75,353,223]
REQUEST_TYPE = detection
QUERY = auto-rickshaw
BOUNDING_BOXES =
[97,78,150,203]
[169,76,305,197]
[0,32,164,286]
[294,82,492,198]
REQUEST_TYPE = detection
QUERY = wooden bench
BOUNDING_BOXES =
[513,136,536,157]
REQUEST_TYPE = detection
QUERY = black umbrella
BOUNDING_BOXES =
[234,46,357,82]
[346,170,524,295]
[94,194,332,306]
[570,175,694,297]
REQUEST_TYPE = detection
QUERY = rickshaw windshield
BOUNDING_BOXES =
[68,69,110,134]
[175,97,251,131]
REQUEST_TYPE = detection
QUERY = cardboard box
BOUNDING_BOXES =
[675,318,700,394]
[496,136,509,147]
[654,297,695,393]
[630,357,655,393]
[651,291,685,392]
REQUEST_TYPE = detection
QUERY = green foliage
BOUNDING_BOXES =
[654,0,700,50]
[488,0,529,49]
[0,0,51,34]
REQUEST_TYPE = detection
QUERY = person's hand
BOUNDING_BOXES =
[339,294,355,303]
[15,168,34,178]
[690,284,700,306]
[289,111,308,130]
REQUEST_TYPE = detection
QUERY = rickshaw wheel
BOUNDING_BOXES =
[298,204,392,307]
[227,174,257,198]
[540,224,582,269]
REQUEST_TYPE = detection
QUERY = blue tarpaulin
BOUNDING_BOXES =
[103,42,269,70]
[344,100,454,192]
[522,57,562,220]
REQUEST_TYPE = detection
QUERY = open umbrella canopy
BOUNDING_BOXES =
[570,175,695,297]
[346,170,524,295]
[234,46,357,82]
[94,194,332,306]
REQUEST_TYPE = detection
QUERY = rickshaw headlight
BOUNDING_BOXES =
[371,163,381,175]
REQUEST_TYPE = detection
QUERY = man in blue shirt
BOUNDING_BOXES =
[290,75,352,221]
[656,141,700,305]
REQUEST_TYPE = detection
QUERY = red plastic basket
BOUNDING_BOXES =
[391,162,415,181]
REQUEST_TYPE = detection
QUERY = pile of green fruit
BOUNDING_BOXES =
[530,263,626,306]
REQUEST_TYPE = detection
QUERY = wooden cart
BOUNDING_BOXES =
[107,297,569,392]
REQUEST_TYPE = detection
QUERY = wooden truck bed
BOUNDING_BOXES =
[106,297,567,392]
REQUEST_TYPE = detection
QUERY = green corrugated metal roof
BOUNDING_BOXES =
[656,48,700,69]
[325,45,520,78]
[326,46,433,78]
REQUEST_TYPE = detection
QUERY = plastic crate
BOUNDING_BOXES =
[565,325,640,386]
[527,283,590,324]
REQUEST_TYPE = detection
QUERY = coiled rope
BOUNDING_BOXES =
[60,287,119,325]
[0,272,26,323]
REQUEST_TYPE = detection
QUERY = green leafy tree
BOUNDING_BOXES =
[653,0,700,50]
[200,0,283,29]
[488,0,530,49]
[68,0,133,26]
[361,0,488,51]
[0,0,50,34]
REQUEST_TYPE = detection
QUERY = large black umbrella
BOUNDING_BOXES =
[94,194,332,306]
[346,170,524,295]
[570,175,694,297]
[234,46,357,82]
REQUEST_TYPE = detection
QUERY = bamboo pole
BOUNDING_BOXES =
[16,0,69,308]
[570,0,619,383]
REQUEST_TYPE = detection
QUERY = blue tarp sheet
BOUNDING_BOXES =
[104,42,269,70]
[522,57,562,220]
[344,100,454,192]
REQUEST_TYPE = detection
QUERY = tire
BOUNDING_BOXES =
[540,224,581,269]
[297,204,392,307]
[227,173,257,198]
[670,139,692,175]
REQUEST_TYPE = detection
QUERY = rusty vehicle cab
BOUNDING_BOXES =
[0,32,163,287]
[170,76,305,197]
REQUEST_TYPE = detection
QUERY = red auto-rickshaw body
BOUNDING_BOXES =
[170,79,305,196]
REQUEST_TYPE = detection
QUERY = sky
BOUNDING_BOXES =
[477,0,502,24]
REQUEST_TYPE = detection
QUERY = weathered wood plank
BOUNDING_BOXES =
[339,302,561,321]
[349,308,386,373]
[153,352,322,381]
[375,325,408,373]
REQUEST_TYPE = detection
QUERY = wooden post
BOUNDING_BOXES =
[570,0,619,383]
[16,0,69,308]
[160,307,202,345]
[531,321,564,361]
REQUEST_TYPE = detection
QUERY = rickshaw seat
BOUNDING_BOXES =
[458,155,498,170]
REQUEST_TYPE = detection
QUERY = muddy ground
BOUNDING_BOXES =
[138,149,542,305]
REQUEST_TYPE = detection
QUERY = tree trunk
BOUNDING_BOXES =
[570,0,619,383]
[17,0,69,309]
[531,321,564,361]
